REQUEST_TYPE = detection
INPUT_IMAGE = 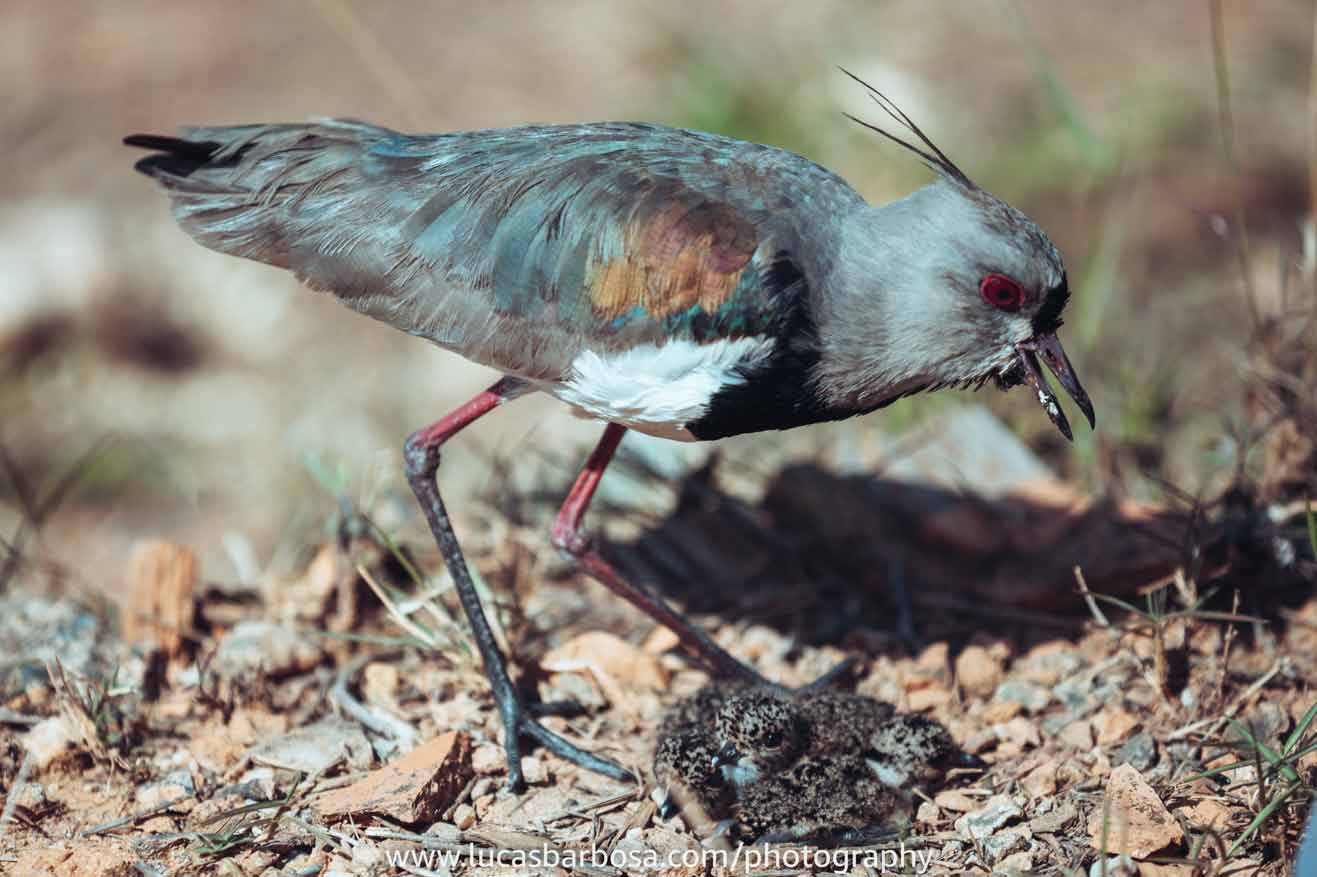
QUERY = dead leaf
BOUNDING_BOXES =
[542,630,669,712]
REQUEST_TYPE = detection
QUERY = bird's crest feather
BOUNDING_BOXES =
[838,68,975,189]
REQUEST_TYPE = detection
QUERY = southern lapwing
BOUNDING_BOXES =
[126,74,1093,790]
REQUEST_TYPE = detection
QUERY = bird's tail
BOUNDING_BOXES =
[124,121,402,281]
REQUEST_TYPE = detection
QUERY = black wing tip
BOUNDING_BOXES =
[124,133,223,178]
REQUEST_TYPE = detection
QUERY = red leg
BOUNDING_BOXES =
[404,378,631,791]
[551,424,765,685]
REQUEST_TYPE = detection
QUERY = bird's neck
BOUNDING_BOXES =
[808,194,947,411]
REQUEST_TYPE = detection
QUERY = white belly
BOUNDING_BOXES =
[543,336,777,441]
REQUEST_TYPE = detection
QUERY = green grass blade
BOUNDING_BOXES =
[1225,779,1303,857]
[1283,701,1317,756]
[1228,718,1301,783]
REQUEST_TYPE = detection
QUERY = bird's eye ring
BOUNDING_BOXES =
[980,273,1024,311]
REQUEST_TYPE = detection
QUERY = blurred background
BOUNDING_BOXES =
[2,0,1314,611]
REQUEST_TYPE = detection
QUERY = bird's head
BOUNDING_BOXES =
[816,73,1094,440]
[710,689,808,781]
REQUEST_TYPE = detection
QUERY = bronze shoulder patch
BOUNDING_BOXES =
[589,196,758,320]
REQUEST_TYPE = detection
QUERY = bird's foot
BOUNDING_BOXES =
[496,696,634,792]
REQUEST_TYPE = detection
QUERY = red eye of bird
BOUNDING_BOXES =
[979,273,1024,311]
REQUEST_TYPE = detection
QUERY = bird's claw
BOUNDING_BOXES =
[492,698,634,793]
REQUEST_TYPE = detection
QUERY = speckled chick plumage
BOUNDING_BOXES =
[730,752,908,845]
[655,682,973,843]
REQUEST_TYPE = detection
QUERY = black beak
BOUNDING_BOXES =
[1015,333,1095,441]
[710,742,739,771]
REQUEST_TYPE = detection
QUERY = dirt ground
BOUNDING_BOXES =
[2,2,1316,875]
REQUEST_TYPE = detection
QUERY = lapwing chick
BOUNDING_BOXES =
[730,753,909,845]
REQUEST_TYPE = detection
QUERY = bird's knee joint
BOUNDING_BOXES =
[550,523,591,558]
[402,435,440,479]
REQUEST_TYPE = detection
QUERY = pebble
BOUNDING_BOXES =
[519,756,548,785]
[993,680,1052,714]
[956,795,1023,840]
[136,769,196,810]
[1115,731,1158,771]
[212,620,322,678]
[1029,800,1078,834]
[955,644,1005,697]
[472,743,505,775]
[997,850,1033,872]
[452,802,476,830]
[1087,764,1184,857]
[983,826,1031,862]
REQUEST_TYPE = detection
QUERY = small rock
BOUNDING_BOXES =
[1115,732,1157,771]
[956,644,1005,698]
[362,662,400,708]
[1094,707,1139,746]
[1016,643,1083,685]
[956,795,1023,840]
[997,850,1033,873]
[232,767,277,801]
[249,715,372,773]
[642,626,681,655]
[916,800,940,824]
[23,716,74,769]
[907,685,953,711]
[520,755,548,785]
[136,769,196,810]
[0,595,102,683]
[1020,761,1058,798]
[914,641,951,678]
[995,716,1041,749]
[1090,854,1137,877]
[994,680,1051,714]
[1087,764,1183,857]
[472,743,505,775]
[1059,719,1095,750]
[212,620,322,678]
[427,822,463,843]
[1182,798,1232,829]
[984,826,1031,862]
[312,731,473,823]
[980,699,1022,724]
[935,789,980,812]
[1030,800,1077,834]
[1054,677,1094,711]
[351,841,384,868]
[452,802,476,830]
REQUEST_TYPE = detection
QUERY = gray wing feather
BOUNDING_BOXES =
[131,120,863,379]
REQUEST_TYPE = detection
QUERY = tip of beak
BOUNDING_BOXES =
[1079,396,1096,431]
